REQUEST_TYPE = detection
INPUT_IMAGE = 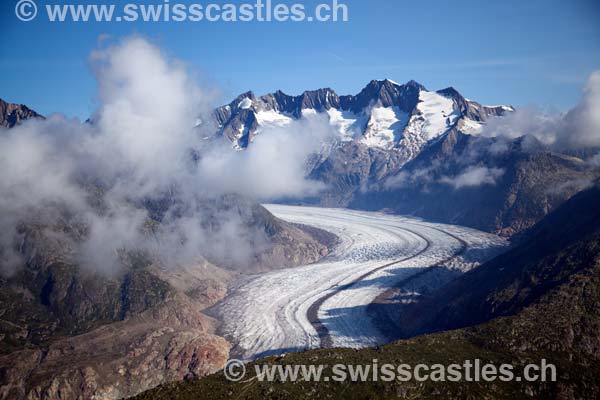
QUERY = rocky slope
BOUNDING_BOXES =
[133,184,600,400]
[351,128,600,235]
[391,181,600,338]
[0,217,232,399]
[0,98,43,128]
[0,196,333,399]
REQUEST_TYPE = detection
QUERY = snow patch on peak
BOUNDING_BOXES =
[254,110,293,127]
[238,98,253,110]
[384,79,401,86]
[459,118,484,134]
[417,90,459,140]
[326,109,365,142]
[361,106,409,149]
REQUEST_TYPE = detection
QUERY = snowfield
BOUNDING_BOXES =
[212,206,507,361]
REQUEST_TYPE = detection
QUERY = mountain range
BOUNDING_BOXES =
[214,79,512,154]
[213,80,599,236]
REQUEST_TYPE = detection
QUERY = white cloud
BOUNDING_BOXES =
[482,106,559,146]
[558,71,600,149]
[0,36,331,275]
[384,166,435,189]
[441,166,505,190]
[197,114,333,200]
[481,70,600,151]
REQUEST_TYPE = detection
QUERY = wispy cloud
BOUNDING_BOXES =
[440,166,505,190]
[327,52,346,62]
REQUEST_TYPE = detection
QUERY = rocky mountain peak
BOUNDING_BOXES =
[252,88,342,117]
[404,79,425,88]
[298,88,340,112]
[212,79,514,152]
[235,91,256,102]
[341,79,425,114]
[436,86,462,99]
[0,98,43,128]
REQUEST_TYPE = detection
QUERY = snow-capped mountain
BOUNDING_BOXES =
[214,79,513,162]
[212,80,600,237]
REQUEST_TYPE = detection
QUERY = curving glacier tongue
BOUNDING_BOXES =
[211,205,508,361]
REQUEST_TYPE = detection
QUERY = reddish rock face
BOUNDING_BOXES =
[0,296,231,400]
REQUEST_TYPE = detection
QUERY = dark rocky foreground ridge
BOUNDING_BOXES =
[134,182,600,400]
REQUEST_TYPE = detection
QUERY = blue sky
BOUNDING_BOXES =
[1,0,599,119]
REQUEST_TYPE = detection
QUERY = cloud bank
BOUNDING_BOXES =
[482,70,600,152]
[0,36,330,275]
